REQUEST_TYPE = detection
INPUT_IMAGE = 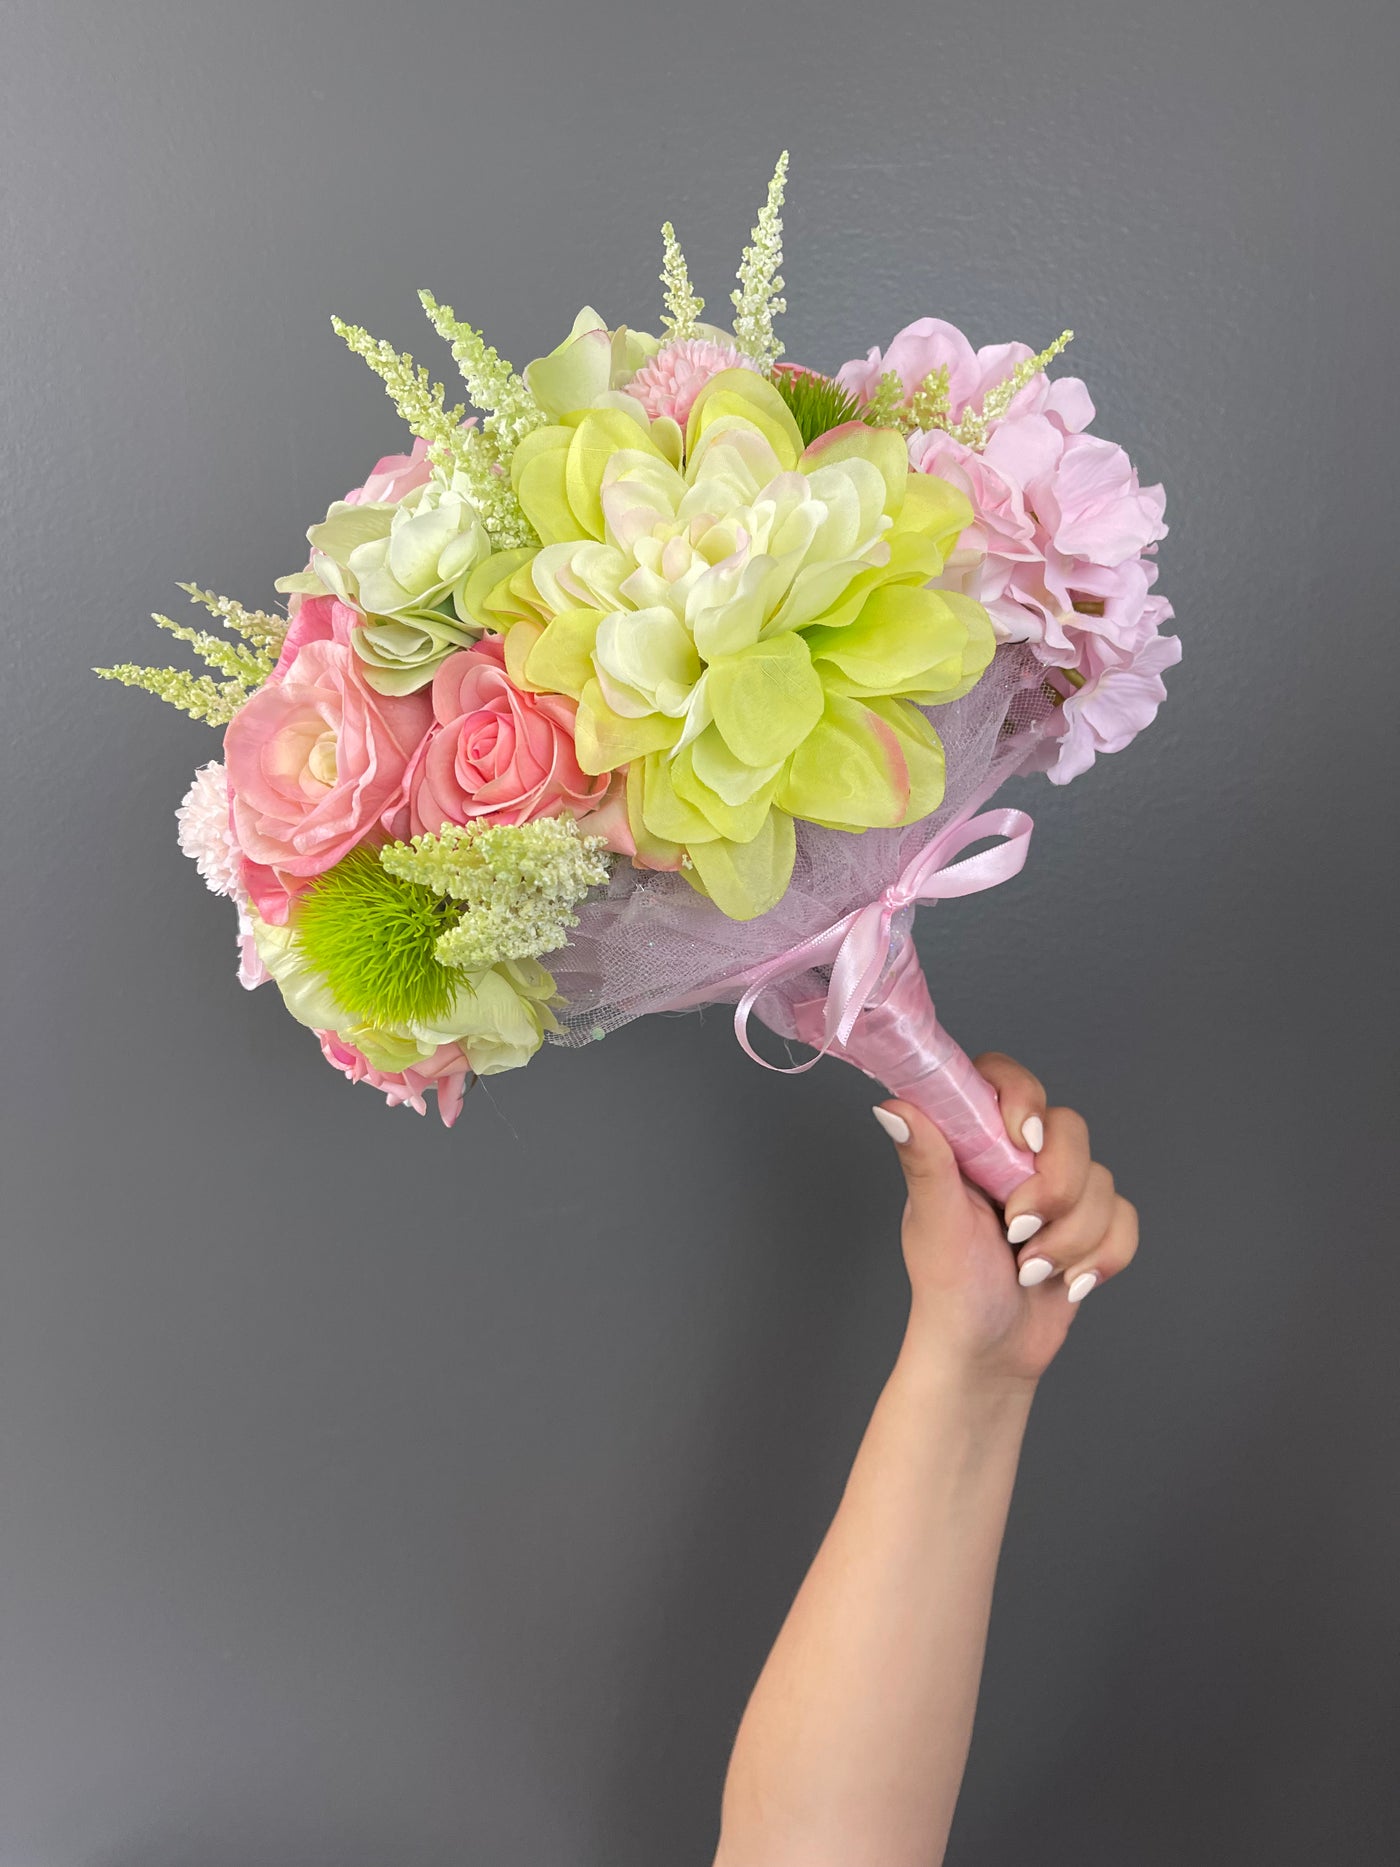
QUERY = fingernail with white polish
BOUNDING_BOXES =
[1018,1256,1054,1288]
[873,1106,910,1145]
[1006,1213,1043,1246]
[1067,1271,1098,1304]
[1022,1115,1044,1154]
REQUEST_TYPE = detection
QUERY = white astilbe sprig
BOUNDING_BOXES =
[659,221,705,340]
[330,314,537,549]
[730,151,789,372]
[379,818,610,971]
[417,290,548,455]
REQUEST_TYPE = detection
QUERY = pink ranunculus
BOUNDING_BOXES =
[343,435,434,507]
[224,638,432,922]
[317,1031,471,1125]
[407,634,618,838]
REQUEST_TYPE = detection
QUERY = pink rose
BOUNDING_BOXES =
[225,638,432,922]
[406,635,619,838]
[342,435,434,507]
[270,593,358,682]
[317,1032,470,1126]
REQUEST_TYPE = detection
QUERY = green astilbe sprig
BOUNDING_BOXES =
[94,583,284,725]
[91,664,254,726]
[380,818,610,972]
[731,151,789,373]
[861,370,909,430]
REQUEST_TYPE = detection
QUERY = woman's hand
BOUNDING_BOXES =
[875,1052,1138,1389]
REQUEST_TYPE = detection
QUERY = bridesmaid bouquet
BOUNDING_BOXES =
[99,156,1176,1198]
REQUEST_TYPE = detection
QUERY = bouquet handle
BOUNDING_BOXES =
[791,939,1036,1205]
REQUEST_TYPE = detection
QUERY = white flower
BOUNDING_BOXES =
[176,762,243,899]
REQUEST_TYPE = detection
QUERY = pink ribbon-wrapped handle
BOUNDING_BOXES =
[792,940,1036,1205]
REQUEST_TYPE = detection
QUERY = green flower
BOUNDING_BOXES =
[523,307,660,422]
[284,474,497,695]
[467,370,994,918]
[251,901,558,1079]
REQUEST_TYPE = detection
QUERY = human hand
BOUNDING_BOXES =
[874,1054,1138,1389]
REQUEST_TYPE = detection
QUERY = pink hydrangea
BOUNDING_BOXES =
[1040,624,1183,785]
[317,1032,471,1125]
[629,339,756,425]
[837,317,1096,436]
[838,317,1177,783]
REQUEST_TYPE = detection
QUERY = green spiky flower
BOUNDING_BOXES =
[293,849,463,1028]
[773,368,863,446]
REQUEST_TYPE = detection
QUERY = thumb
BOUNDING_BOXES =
[873,1099,967,1228]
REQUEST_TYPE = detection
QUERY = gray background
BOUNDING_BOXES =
[2,4,1396,1863]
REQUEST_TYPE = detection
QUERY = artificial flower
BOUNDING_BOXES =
[406,634,622,842]
[1040,614,1181,784]
[224,639,432,921]
[252,909,557,1078]
[629,338,756,425]
[471,369,994,917]
[343,435,434,508]
[523,308,660,422]
[176,761,244,898]
[298,473,494,694]
[317,1031,471,1125]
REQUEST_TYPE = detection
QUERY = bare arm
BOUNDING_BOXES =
[713,1056,1139,1867]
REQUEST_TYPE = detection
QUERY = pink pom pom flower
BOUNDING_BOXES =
[629,338,756,425]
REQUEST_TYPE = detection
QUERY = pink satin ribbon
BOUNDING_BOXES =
[733,803,1034,1072]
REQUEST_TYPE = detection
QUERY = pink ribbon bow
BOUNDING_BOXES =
[733,804,1035,1071]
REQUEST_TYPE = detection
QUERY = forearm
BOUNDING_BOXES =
[714,1322,1035,1867]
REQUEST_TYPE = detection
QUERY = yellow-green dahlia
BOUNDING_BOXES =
[465,370,995,919]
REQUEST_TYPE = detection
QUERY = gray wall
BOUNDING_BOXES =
[3,5,1396,1863]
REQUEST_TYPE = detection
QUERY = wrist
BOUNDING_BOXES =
[893,1316,1040,1421]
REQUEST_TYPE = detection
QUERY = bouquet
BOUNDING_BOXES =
[99,155,1176,1200]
